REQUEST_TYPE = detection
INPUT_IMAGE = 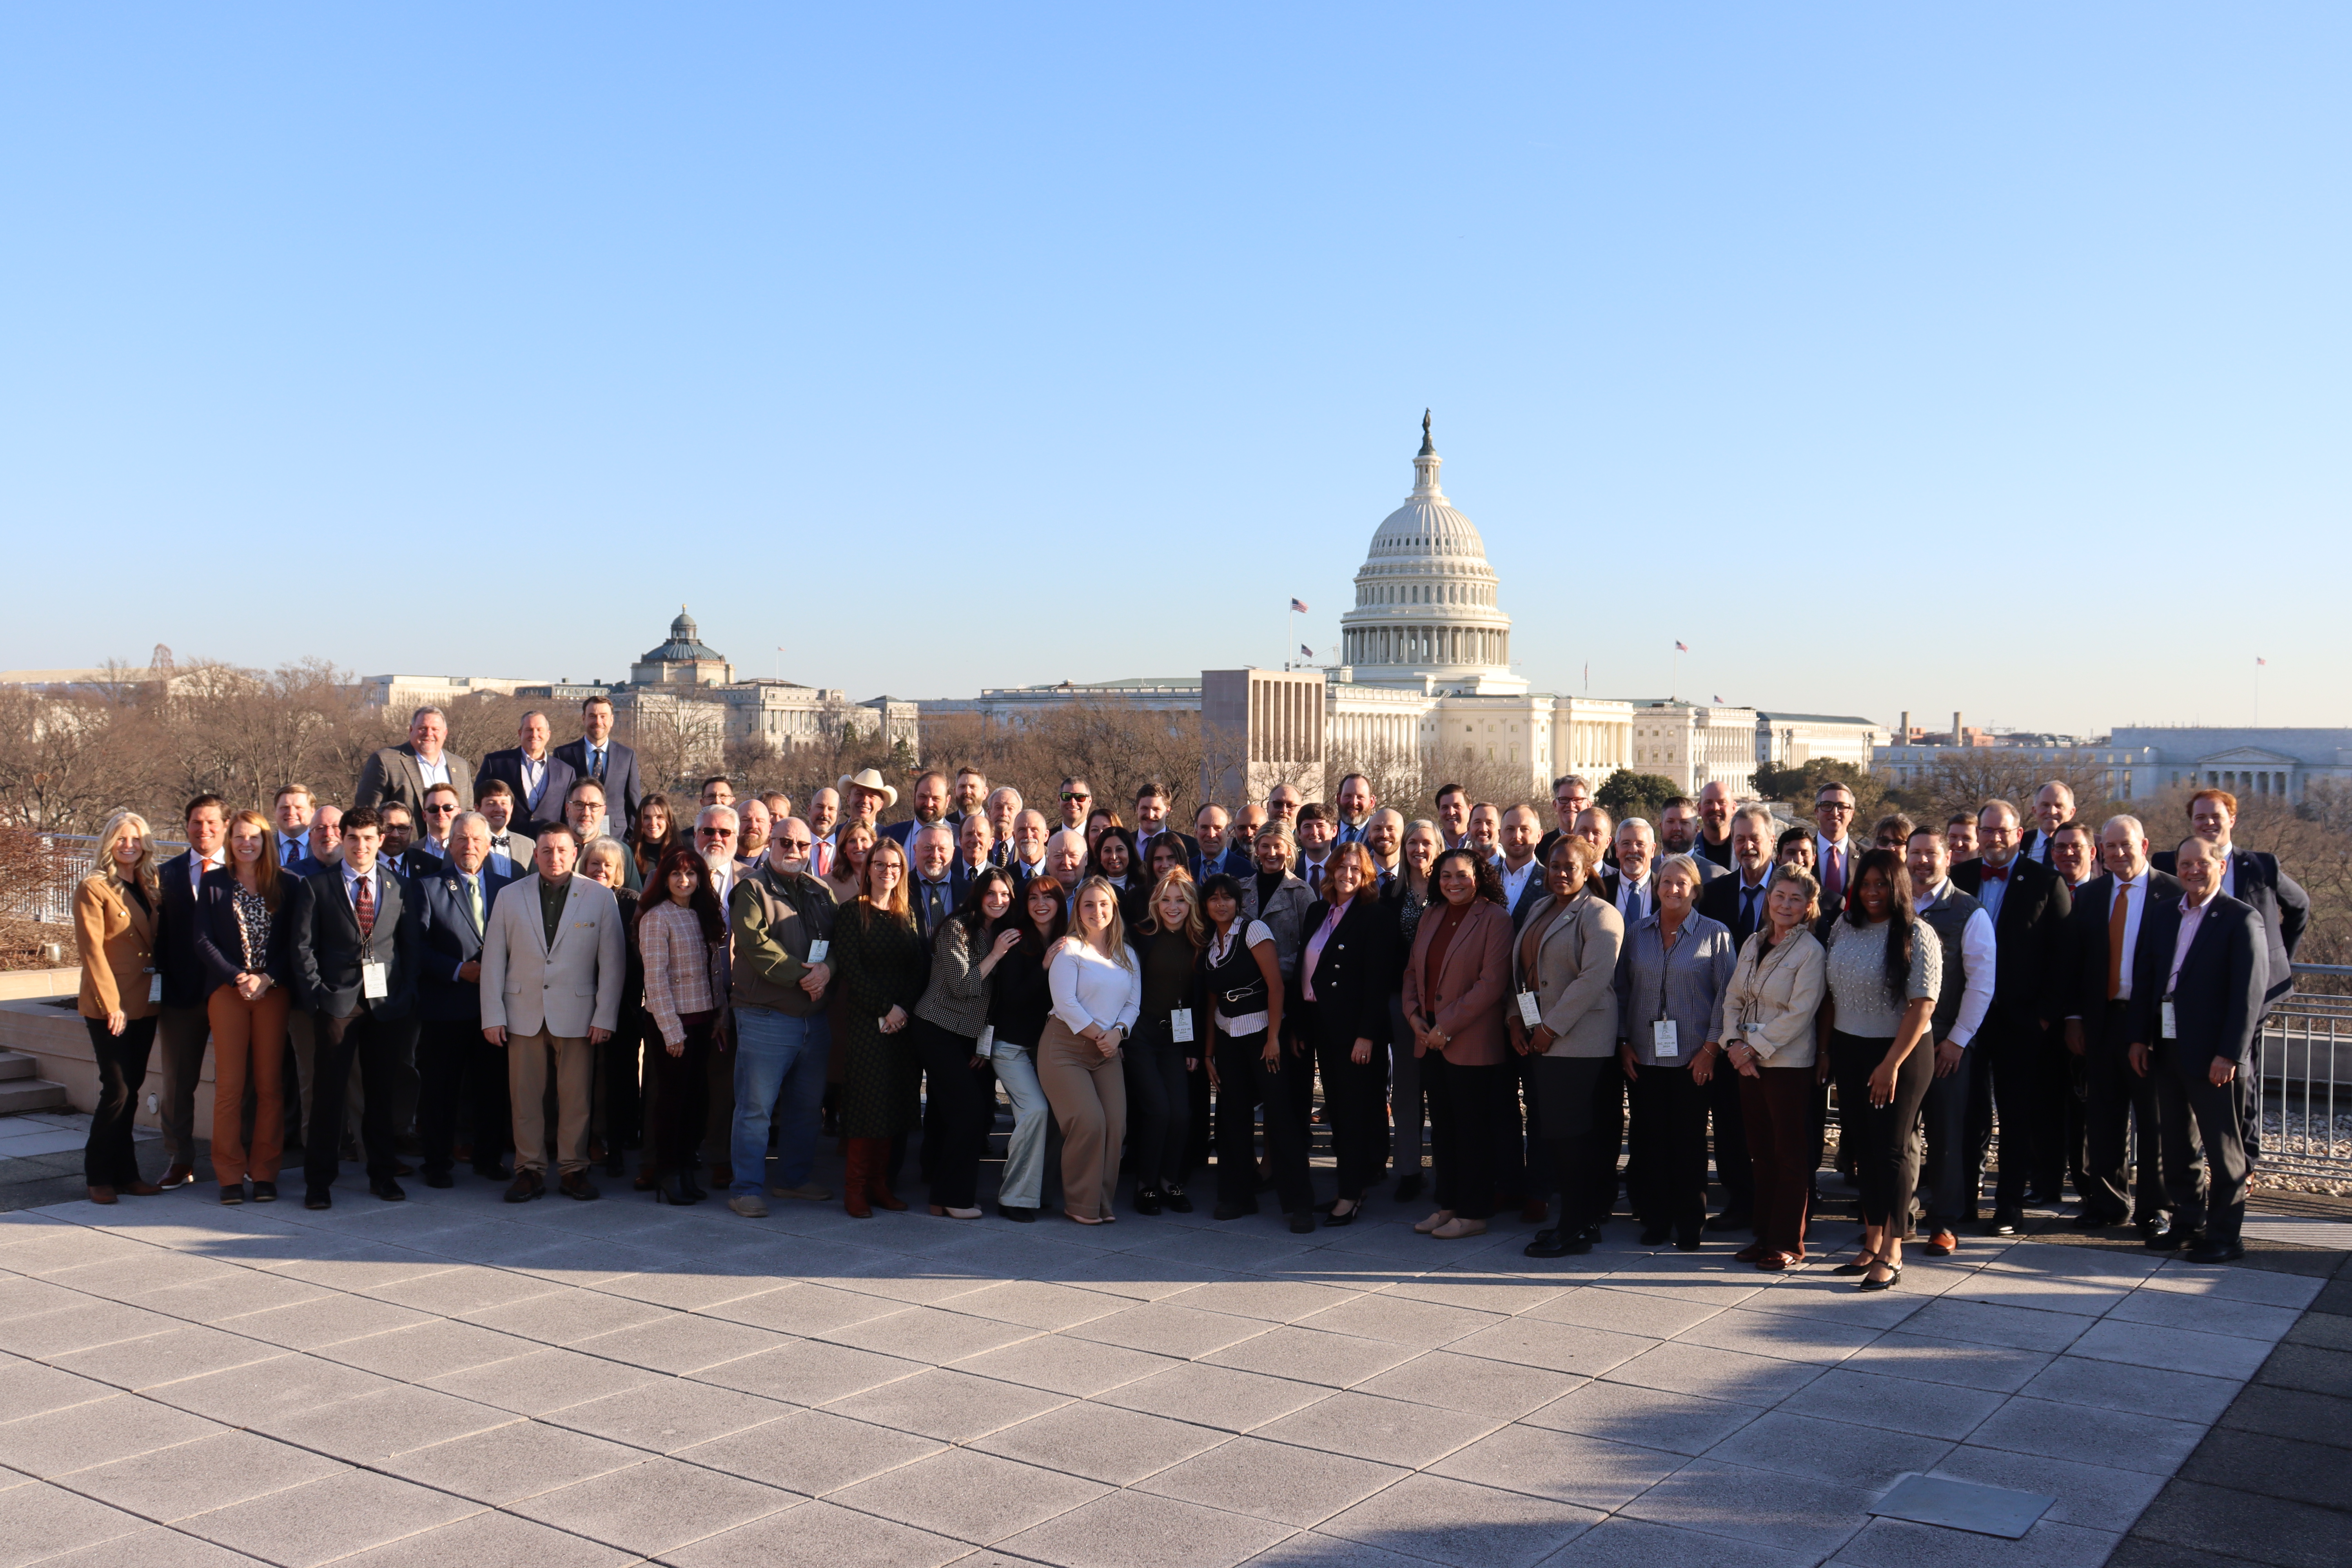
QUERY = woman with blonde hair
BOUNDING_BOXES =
[74,811,164,1203]
[1125,869,1205,1214]
[832,836,926,1216]
[193,809,290,1203]
[1042,875,1140,1223]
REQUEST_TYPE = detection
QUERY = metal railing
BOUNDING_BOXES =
[2262,964,2351,1177]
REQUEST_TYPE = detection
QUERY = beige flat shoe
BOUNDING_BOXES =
[1413,1209,1455,1235]
[1430,1218,1489,1240]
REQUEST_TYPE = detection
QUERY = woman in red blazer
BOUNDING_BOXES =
[1401,846,1514,1240]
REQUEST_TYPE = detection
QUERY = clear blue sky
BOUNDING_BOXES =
[4,7,2345,736]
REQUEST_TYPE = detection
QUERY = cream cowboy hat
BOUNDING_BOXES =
[837,768,900,810]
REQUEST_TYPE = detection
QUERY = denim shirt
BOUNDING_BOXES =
[1613,908,1738,1065]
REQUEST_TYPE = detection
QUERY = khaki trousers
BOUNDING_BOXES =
[1036,1019,1127,1221]
[507,1031,594,1176]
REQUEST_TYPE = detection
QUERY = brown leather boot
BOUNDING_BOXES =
[843,1138,873,1219]
[867,1142,909,1212]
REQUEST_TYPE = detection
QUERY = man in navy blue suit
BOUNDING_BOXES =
[478,710,578,836]
[272,785,323,875]
[2127,836,2267,1264]
[553,695,641,840]
[412,812,517,1186]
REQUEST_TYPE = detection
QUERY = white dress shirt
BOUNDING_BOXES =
[415,751,451,789]
[189,848,225,890]
[1917,880,1997,1047]
[1498,857,1541,912]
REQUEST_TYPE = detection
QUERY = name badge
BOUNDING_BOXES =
[2161,999,2177,1040]
[148,972,163,1005]
[1653,1020,1680,1058]
[1171,1008,1195,1044]
[806,938,830,964]
[978,1025,995,1053]
[362,961,389,1000]
[1516,991,1542,1028]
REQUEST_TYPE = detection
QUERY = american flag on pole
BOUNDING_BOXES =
[1290,598,1310,615]
[2258,657,2267,666]
[1714,695,1724,704]
[1300,644,1315,659]
[1675,641,1689,652]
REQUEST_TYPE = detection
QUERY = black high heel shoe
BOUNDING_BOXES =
[1858,1263,1902,1292]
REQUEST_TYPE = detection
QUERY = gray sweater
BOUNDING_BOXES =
[914,918,994,1039]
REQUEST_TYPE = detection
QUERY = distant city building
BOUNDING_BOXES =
[1871,725,2352,804]
[1756,711,1893,774]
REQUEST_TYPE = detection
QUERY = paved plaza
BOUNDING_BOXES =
[0,1176,2337,1568]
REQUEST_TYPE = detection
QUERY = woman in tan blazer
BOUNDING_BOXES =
[1706,864,1828,1269]
[74,811,165,1203]
[1401,846,1514,1240]
[1510,837,1626,1258]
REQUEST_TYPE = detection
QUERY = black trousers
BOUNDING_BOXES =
[2082,1002,2180,1222]
[83,1015,156,1188]
[2155,1042,2251,1244]
[1183,1051,1213,1179]
[650,1012,718,1174]
[1423,1053,1507,1221]
[1536,1054,1622,1232]
[1980,1019,2075,1207]
[417,1018,510,1177]
[1917,1044,1976,1229]
[914,1018,990,1210]
[1502,1051,1545,1201]
[1312,1033,1390,1200]
[1123,1029,1191,1193]
[1627,1058,1710,1231]
[304,1007,405,1191]
[1215,1030,1313,1214]
[1703,1061,1753,1214]
[1830,1031,1934,1229]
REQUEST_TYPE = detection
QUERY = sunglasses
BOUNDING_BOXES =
[1061,792,1090,802]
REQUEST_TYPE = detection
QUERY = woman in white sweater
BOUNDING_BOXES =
[1705,865,1827,1271]
[1041,876,1141,1224]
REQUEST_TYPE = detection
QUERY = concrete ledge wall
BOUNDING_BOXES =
[0,998,218,1138]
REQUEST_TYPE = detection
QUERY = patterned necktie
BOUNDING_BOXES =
[2107,885,2130,1000]
[354,873,376,938]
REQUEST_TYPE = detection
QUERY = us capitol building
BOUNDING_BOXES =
[357,419,1886,799]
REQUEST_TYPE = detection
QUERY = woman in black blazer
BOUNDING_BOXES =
[1297,843,1397,1224]
[192,810,293,1203]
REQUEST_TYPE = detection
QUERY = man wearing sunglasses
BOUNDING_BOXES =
[1056,777,1093,835]
[414,783,464,869]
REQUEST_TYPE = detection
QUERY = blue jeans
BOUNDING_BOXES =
[731,1007,831,1197]
[988,1040,1049,1209]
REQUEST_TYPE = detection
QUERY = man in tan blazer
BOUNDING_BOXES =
[354,706,478,820]
[479,824,625,1201]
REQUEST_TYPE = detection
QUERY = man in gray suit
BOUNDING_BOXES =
[480,824,626,1202]
[355,706,477,820]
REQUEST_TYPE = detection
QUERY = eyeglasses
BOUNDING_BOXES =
[423,803,457,815]
[1061,792,1090,802]
[699,827,736,840]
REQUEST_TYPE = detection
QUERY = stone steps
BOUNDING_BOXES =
[0,1051,69,1114]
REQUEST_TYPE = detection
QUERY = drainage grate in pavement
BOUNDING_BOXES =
[1871,1474,2054,1539]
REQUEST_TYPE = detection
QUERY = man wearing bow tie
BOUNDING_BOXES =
[1951,799,2074,1234]
[474,781,537,878]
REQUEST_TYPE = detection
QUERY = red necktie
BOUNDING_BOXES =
[354,873,376,938]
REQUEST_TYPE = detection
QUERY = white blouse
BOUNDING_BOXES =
[1048,940,1142,1036]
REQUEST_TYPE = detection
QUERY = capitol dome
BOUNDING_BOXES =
[1338,415,1526,696]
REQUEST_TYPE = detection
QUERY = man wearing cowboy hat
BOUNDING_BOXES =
[838,768,898,835]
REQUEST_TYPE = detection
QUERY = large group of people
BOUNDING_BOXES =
[71,697,2308,1276]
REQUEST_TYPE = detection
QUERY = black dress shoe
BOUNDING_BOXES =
[1213,1201,1259,1222]
[1289,1212,1316,1234]
[1984,1208,2022,1236]
[370,1178,407,1202]
[474,1163,512,1183]
[1394,1172,1423,1203]
[304,1187,332,1210]
[2151,1223,2196,1252]
[1639,1224,1674,1246]
[2136,1214,2174,1245]
[392,1161,415,1178]
[2185,1237,2246,1265]
[1163,1186,1194,1214]
[2071,1210,2123,1231]
[995,1202,1038,1223]
[423,1169,455,1189]
[1704,1209,1753,1234]
[1675,1227,1702,1252]
[1133,1189,1164,1217]
[249,1181,276,1203]
[1524,1227,1592,1258]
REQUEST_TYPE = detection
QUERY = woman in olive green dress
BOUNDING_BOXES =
[832,836,927,1217]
